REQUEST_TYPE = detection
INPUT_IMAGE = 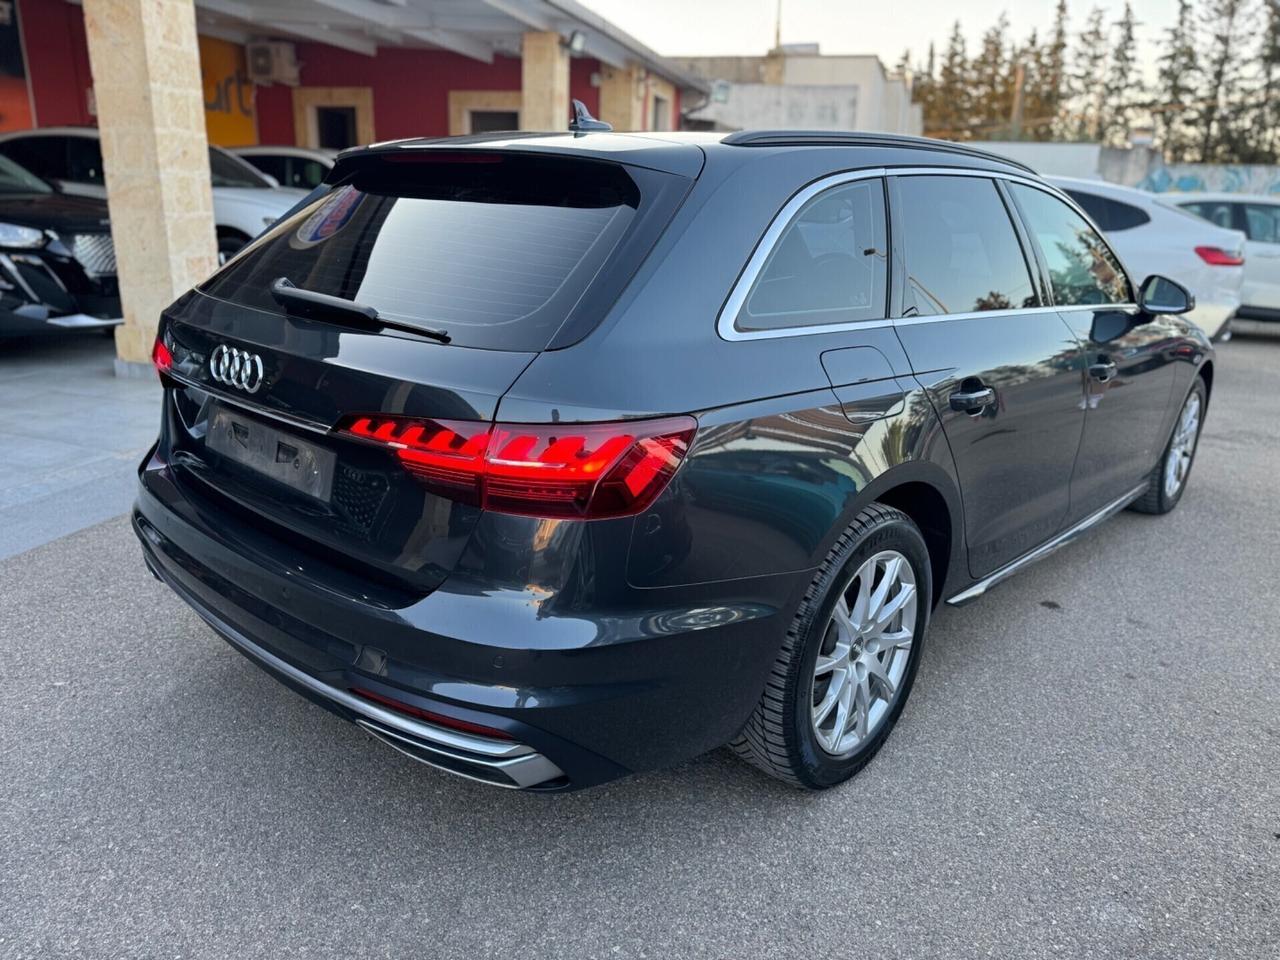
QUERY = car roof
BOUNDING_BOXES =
[0,126,100,141]
[234,145,337,159]
[338,129,1037,181]
[1165,191,1280,204]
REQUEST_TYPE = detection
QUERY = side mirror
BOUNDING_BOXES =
[1138,275,1194,316]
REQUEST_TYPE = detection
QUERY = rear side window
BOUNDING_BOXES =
[1180,201,1235,231]
[895,175,1037,316]
[1010,184,1132,306]
[1065,189,1150,232]
[200,153,664,351]
[244,154,288,184]
[1244,204,1280,243]
[735,178,887,331]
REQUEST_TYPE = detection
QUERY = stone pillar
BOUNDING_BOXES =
[520,31,569,131]
[598,64,645,131]
[82,0,218,375]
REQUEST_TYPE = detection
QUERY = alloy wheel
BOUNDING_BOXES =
[810,549,918,756]
[1164,391,1202,499]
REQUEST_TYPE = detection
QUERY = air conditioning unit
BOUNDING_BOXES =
[246,41,299,87]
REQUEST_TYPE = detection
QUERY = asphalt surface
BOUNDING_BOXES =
[2,336,1278,959]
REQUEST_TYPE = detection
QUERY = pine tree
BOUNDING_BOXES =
[1253,1,1280,160]
[1070,8,1110,140]
[1045,0,1072,138]
[1156,0,1199,162]
[1017,29,1045,141]
[934,22,972,139]
[971,14,1013,138]
[1100,3,1141,146]
[1196,0,1254,162]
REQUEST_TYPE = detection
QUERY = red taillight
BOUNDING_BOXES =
[349,687,513,740]
[151,337,173,376]
[1195,246,1245,266]
[343,414,697,519]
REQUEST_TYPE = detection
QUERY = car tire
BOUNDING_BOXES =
[730,503,931,789]
[216,229,250,265]
[1130,377,1207,515]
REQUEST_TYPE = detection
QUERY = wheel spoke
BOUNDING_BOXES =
[848,569,872,631]
[863,653,896,698]
[866,556,902,624]
[831,669,854,743]
[872,581,916,633]
[853,674,871,737]
[813,665,847,726]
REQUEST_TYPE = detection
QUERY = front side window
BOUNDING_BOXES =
[1244,204,1280,244]
[896,175,1037,316]
[1011,184,1132,306]
[66,137,104,185]
[735,178,888,332]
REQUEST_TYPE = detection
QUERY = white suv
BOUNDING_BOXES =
[0,127,307,260]
[1048,177,1245,340]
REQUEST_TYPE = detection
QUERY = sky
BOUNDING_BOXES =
[577,1,1179,77]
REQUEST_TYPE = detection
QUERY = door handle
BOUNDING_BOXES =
[1089,359,1118,383]
[949,385,996,414]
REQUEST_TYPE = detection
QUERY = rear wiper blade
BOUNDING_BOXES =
[269,277,450,343]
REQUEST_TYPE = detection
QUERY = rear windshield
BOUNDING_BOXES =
[200,153,650,351]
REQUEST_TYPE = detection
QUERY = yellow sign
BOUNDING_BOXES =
[200,35,256,147]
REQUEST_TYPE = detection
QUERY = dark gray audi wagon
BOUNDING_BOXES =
[135,126,1212,790]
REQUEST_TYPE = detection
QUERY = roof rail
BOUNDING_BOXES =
[720,130,1037,174]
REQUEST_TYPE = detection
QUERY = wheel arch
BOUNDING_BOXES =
[1199,358,1214,402]
[846,462,964,609]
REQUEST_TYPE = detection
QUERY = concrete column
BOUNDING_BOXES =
[598,64,644,131]
[82,0,218,374]
[520,31,569,131]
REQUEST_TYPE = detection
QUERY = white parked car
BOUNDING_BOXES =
[233,146,336,191]
[1048,177,1245,340]
[0,127,308,260]
[1172,192,1280,326]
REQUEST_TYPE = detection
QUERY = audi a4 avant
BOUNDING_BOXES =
[135,125,1212,791]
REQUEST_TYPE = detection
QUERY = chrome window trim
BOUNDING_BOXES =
[717,165,1139,342]
[717,167,887,342]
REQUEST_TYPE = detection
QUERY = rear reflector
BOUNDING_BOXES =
[342,414,697,519]
[349,687,513,740]
[152,337,173,375]
[1195,246,1245,266]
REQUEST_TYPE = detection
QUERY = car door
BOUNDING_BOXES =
[889,173,1087,578]
[1239,202,1280,312]
[1007,182,1178,522]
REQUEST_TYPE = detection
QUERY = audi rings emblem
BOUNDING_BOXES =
[210,344,265,393]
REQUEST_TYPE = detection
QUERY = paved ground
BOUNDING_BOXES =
[0,334,160,560]
[1,336,1278,960]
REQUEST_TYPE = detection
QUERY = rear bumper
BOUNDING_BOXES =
[134,449,803,790]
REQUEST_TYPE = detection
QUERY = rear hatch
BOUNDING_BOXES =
[157,146,693,592]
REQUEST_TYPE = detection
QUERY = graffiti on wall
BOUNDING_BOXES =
[1138,164,1280,196]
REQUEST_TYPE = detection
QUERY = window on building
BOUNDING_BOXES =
[1011,183,1133,306]
[896,176,1037,316]
[735,178,888,331]
[651,95,670,131]
[468,110,519,134]
[316,106,357,149]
